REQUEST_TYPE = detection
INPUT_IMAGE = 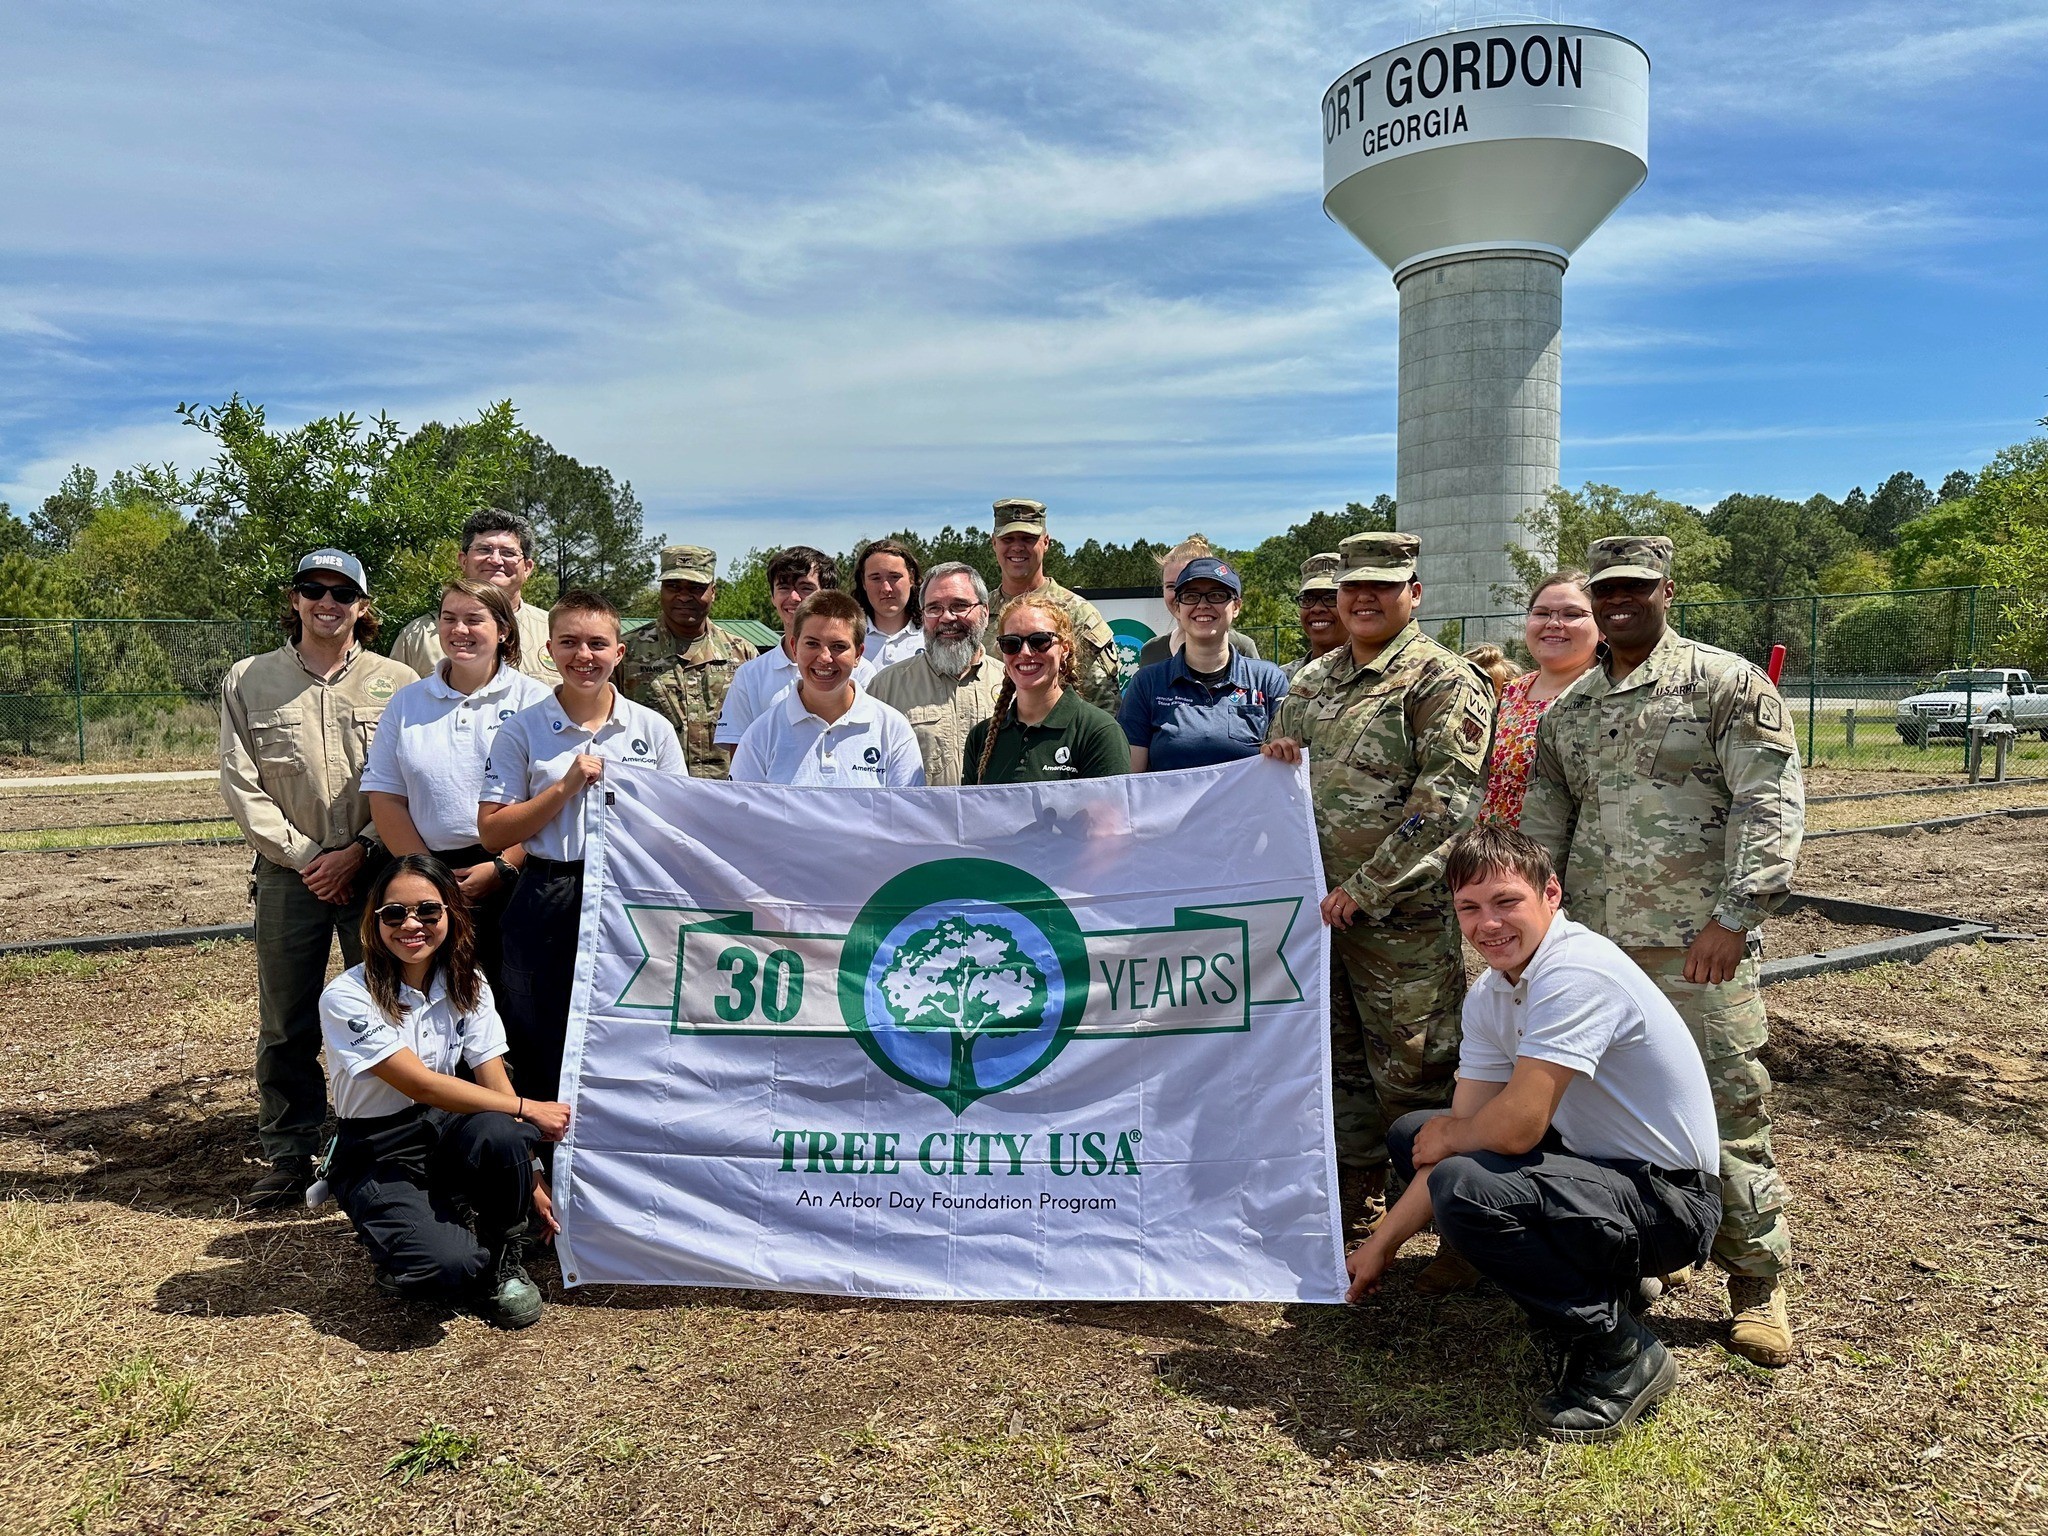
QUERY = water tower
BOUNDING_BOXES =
[1321,24,1650,626]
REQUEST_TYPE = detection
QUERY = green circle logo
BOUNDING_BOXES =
[839,859,1089,1115]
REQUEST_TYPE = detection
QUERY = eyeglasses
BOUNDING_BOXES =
[1528,607,1595,626]
[927,601,986,621]
[375,900,447,927]
[466,545,527,567]
[1175,589,1235,609]
[293,578,364,604]
[1298,592,1338,610]
[998,632,1060,655]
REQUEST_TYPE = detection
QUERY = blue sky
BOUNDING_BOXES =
[1,1,2043,563]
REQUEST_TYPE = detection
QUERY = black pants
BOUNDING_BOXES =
[430,843,515,1002]
[497,856,583,1104]
[252,853,375,1159]
[1391,1109,1721,1339]
[333,1106,539,1296]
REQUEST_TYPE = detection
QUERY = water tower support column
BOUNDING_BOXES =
[1395,249,1562,630]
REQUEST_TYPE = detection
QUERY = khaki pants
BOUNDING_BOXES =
[1625,946,1791,1281]
[1329,902,1466,1170]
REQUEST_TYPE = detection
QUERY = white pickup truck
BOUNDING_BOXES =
[1894,668,2048,743]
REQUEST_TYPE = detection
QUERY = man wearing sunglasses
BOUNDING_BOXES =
[220,549,419,1208]
[1283,552,1347,680]
[388,509,558,683]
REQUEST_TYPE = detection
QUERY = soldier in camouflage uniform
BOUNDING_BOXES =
[982,499,1125,714]
[1283,551,1345,681]
[1264,532,1495,1260]
[1521,534,1804,1368]
[619,545,757,780]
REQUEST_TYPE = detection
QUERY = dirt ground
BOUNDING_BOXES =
[1801,817,2048,933]
[5,833,2048,1534]
[0,785,230,836]
[0,844,251,944]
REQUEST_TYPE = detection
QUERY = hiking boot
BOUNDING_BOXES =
[1339,1165,1388,1236]
[247,1155,313,1210]
[484,1240,543,1330]
[1727,1275,1797,1367]
[1528,1326,1580,1394]
[1532,1313,1678,1443]
[1413,1248,1481,1296]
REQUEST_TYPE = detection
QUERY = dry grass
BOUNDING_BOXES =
[3,915,2047,1532]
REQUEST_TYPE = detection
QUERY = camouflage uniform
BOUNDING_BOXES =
[617,545,757,781]
[1521,535,1804,1280]
[1266,532,1495,1170]
[983,500,1125,714]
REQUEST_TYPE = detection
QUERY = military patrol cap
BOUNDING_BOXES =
[992,499,1048,537]
[1297,551,1342,595]
[1338,530,1420,583]
[1586,535,1674,585]
[658,544,718,586]
[296,548,369,596]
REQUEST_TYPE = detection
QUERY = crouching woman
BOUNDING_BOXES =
[317,854,570,1328]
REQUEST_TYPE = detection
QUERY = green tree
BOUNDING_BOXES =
[154,397,527,624]
[1502,483,1728,605]
[0,505,29,561]
[879,914,1047,1108]
[0,554,63,618]
[1976,433,2048,667]
[1938,469,1976,503]
[32,466,102,553]
[1865,471,1933,548]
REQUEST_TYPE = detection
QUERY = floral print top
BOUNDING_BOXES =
[1479,672,1557,828]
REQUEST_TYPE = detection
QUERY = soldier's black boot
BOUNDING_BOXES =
[1532,1313,1676,1443]
[1528,1324,1581,1395]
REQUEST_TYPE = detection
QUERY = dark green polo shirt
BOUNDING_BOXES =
[961,691,1131,785]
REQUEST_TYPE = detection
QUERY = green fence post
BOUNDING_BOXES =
[71,620,87,764]
[1806,595,1819,764]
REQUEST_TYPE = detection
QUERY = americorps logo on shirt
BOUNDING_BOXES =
[611,859,1303,1115]
[1054,746,1071,765]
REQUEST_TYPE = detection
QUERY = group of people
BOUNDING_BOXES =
[217,498,1805,1442]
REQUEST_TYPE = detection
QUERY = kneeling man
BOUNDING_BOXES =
[1345,824,1723,1441]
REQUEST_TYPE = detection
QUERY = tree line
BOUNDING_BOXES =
[1,395,2042,673]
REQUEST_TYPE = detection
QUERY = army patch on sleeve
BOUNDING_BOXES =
[1756,692,1784,731]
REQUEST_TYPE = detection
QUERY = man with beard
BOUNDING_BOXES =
[870,562,1003,786]
[620,544,757,780]
[1521,535,1805,1368]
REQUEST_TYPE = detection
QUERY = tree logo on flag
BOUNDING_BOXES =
[841,859,1089,1114]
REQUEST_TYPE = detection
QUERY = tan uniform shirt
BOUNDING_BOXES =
[389,601,558,683]
[219,644,419,870]
[985,577,1123,714]
[617,620,759,780]
[869,648,1005,787]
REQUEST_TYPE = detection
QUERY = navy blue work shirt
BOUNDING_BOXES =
[1117,650,1290,772]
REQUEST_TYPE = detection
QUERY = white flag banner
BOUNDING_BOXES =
[555,754,1344,1302]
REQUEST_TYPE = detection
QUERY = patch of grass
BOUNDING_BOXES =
[0,820,237,852]
[385,1423,480,1485]
[90,1351,199,1443]
[63,1465,124,1532]
[0,950,108,986]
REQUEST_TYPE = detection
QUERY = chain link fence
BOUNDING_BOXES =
[5,590,2045,771]
[0,619,263,763]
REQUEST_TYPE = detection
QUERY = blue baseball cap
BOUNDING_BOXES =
[295,548,369,596]
[1173,555,1241,598]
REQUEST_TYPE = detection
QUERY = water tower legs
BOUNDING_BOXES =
[1394,250,1563,637]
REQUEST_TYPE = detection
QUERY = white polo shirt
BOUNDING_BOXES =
[714,643,876,746]
[360,663,554,851]
[863,623,926,669]
[729,681,926,787]
[480,687,687,860]
[1460,914,1720,1175]
[319,964,509,1121]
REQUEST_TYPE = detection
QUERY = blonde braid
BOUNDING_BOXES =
[981,596,1078,783]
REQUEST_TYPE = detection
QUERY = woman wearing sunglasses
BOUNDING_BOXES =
[1117,556,1288,773]
[963,598,1130,784]
[317,854,569,1329]
[362,579,552,995]
[1479,570,1600,828]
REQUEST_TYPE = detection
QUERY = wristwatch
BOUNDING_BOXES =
[352,834,375,856]
[492,855,517,884]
